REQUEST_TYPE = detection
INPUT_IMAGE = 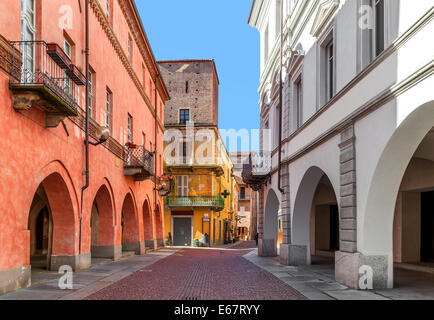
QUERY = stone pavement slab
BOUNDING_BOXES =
[243,249,392,300]
[243,249,434,300]
[0,249,176,300]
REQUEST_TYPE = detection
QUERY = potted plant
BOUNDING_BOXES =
[125,141,137,149]
[193,238,199,247]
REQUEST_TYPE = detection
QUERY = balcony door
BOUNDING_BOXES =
[177,175,189,197]
[21,0,36,83]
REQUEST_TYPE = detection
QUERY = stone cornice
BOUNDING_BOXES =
[117,0,169,99]
[89,0,165,131]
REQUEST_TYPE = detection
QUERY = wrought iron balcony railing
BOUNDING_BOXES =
[166,196,225,211]
[242,153,271,191]
[123,145,155,181]
[8,41,84,126]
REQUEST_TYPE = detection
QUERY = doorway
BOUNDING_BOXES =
[173,217,192,246]
[421,191,434,262]
[30,207,51,269]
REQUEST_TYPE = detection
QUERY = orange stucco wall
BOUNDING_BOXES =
[0,0,167,272]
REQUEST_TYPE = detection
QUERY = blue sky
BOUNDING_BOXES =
[137,0,260,151]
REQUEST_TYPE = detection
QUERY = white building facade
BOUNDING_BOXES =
[246,0,434,289]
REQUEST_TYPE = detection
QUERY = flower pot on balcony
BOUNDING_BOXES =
[47,43,71,69]
[125,142,137,149]
[66,64,86,86]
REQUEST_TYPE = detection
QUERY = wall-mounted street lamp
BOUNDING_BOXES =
[89,127,110,146]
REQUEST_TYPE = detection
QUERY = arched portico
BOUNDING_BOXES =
[154,203,164,248]
[260,188,280,257]
[28,171,82,272]
[121,192,144,255]
[143,199,154,250]
[361,100,434,288]
[90,184,120,260]
[291,166,339,266]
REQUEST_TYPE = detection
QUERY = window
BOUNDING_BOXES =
[142,64,146,88]
[127,114,133,142]
[88,70,94,117]
[142,132,146,146]
[106,89,112,131]
[106,0,111,22]
[149,79,153,101]
[320,31,334,106]
[264,25,269,63]
[177,176,189,196]
[276,0,282,37]
[295,77,303,129]
[185,81,189,94]
[160,102,163,120]
[240,187,246,200]
[128,34,133,63]
[180,141,188,164]
[326,40,334,102]
[63,38,72,95]
[21,0,36,78]
[179,109,190,125]
[374,0,385,57]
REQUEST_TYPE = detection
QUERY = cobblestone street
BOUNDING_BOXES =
[2,241,434,300]
[87,242,306,300]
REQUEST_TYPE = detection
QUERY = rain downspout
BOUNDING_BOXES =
[278,0,284,194]
[79,0,90,256]
[154,75,159,214]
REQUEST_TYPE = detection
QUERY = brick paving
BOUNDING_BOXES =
[228,240,258,249]
[86,247,306,300]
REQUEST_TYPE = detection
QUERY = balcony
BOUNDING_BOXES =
[166,157,225,177]
[166,196,225,212]
[123,145,155,181]
[242,154,271,191]
[8,41,84,127]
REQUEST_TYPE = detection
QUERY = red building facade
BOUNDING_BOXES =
[0,0,168,294]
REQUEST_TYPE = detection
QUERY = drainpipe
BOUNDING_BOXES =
[79,0,90,256]
[278,0,284,194]
[154,75,159,215]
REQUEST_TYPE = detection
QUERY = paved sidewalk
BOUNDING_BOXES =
[243,250,434,300]
[243,250,389,300]
[0,249,175,300]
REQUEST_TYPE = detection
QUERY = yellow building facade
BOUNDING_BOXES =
[163,127,237,247]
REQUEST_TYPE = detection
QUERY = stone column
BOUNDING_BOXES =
[338,125,357,253]
[257,188,267,256]
[335,125,390,289]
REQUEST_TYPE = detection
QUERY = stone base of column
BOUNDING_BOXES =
[156,239,165,249]
[50,253,91,272]
[145,240,155,251]
[0,265,31,295]
[279,244,309,266]
[258,239,277,257]
[122,242,146,255]
[91,246,122,261]
[335,251,390,289]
